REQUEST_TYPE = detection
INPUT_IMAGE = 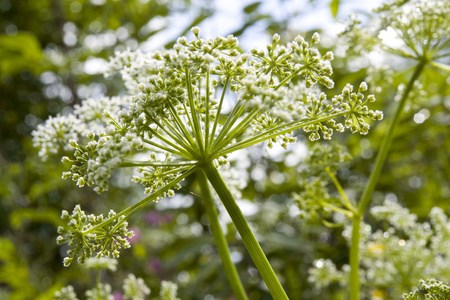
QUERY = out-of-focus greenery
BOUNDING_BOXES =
[0,0,449,299]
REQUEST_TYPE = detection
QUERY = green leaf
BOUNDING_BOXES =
[330,0,340,18]
[9,208,64,230]
[0,238,36,299]
[35,283,65,300]
[243,2,261,14]
[0,32,43,76]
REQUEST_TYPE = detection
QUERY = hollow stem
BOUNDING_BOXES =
[349,61,426,300]
[197,171,248,300]
[202,162,289,300]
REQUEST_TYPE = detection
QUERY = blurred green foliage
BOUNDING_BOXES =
[0,32,43,77]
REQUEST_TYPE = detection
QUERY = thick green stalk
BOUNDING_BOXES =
[197,171,248,300]
[349,213,361,300]
[202,162,289,300]
[349,61,426,300]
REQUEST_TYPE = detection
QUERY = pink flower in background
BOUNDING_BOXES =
[161,213,173,224]
[113,291,123,300]
[145,211,173,226]
[149,258,162,272]
[145,211,160,225]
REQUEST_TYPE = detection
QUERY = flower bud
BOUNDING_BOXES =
[191,27,200,36]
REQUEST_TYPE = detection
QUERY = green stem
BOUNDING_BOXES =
[202,162,289,300]
[83,167,196,235]
[325,167,356,214]
[120,160,196,168]
[357,61,426,214]
[142,138,189,158]
[144,121,197,159]
[349,213,361,300]
[212,108,260,153]
[185,67,205,153]
[349,61,426,300]
[144,112,193,153]
[429,61,450,72]
[318,200,353,218]
[167,102,198,150]
[205,69,211,147]
[211,99,246,150]
[197,171,248,300]
[214,111,348,158]
[96,269,101,287]
[208,76,230,151]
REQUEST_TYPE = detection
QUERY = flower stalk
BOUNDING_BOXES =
[202,162,289,300]
[349,60,427,300]
[197,170,248,300]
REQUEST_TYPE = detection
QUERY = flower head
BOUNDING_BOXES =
[57,205,134,266]
[342,0,450,61]
[36,28,383,267]
[122,274,150,300]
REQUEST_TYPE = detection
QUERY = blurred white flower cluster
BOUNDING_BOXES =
[308,200,450,298]
[54,257,179,300]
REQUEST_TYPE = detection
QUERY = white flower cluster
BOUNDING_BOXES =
[57,205,134,266]
[85,283,114,300]
[123,274,151,300]
[379,0,450,57]
[104,48,152,93]
[32,95,139,193]
[132,152,183,197]
[308,258,347,290]
[62,128,143,194]
[343,0,449,61]
[53,273,154,300]
[35,27,383,199]
[249,32,334,89]
[53,285,79,300]
[404,278,450,299]
[84,257,118,272]
[74,96,130,132]
[35,28,383,270]
[159,281,180,300]
[32,114,84,161]
[308,200,450,298]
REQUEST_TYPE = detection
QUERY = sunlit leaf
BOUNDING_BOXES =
[243,2,261,14]
[330,0,340,18]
